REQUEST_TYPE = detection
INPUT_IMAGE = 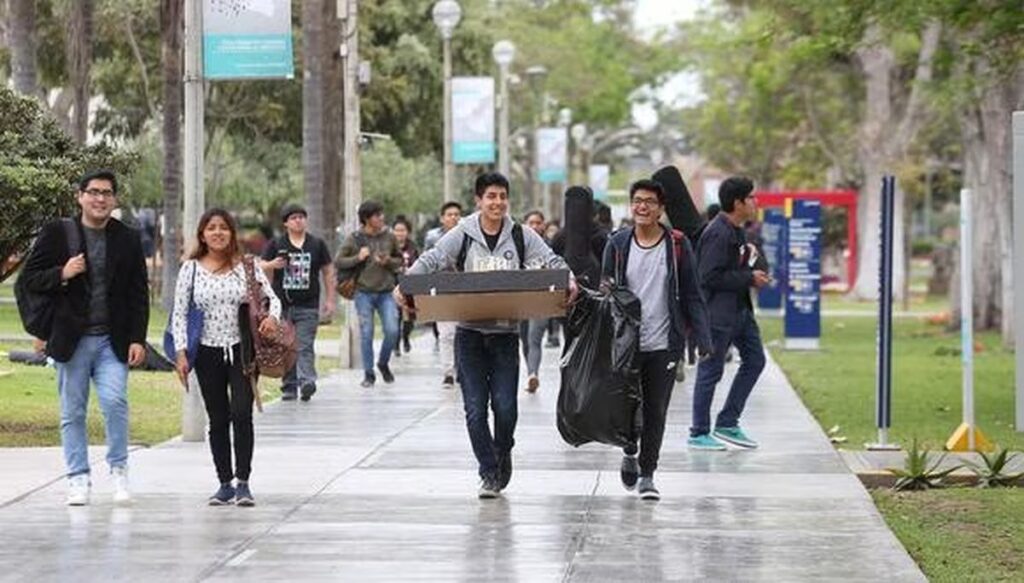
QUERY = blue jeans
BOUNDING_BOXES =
[455,328,519,479]
[519,318,547,377]
[283,306,320,392]
[55,335,130,477]
[690,309,766,437]
[354,290,399,376]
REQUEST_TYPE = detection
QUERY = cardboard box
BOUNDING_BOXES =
[399,269,570,323]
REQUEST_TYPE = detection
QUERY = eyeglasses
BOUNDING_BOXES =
[631,197,661,208]
[83,188,115,199]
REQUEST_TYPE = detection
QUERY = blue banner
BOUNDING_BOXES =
[784,199,821,349]
[203,0,294,80]
[757,208,786,311]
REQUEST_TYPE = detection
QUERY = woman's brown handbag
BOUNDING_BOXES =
[241,256,297,380]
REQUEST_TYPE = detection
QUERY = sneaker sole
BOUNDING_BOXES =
[66,499,89,506]
[208,499,234,506]
[236,498,255,507]
[639,491,661,501]
[688,442,727,451]
[713,433,758,449]
[478,491,500,499]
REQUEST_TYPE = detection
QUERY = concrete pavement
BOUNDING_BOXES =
[0,334,923,582]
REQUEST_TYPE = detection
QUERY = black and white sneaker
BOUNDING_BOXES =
[208,483,236,506]
[234,481,255,507]
[620,454,639,491]
[637,477,660,501]
[497,455,513,491]
[300,382,317,402]
[378,363,395,384]
[360,373,376,388]
[442,375,455,389]
[478,476,501,499]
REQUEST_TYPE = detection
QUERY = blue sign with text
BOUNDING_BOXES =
[757,208,786,311]
[784,199,821,350]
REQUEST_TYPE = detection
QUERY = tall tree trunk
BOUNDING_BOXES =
[160,0,183,312]
[9,0,38,98]
[65,0,94,143]
[302,0,325,238]
[321,0,342,252]
[850,22,940,300]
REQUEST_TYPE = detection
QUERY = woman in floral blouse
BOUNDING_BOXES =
[172,208,281,507]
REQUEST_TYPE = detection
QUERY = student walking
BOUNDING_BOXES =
[172,208,282,506]
[689,177,770,451]
[19,169,150,506]
[424,201,463,388]
[601,179,711,500]
[392,216,419,356]
[396,173,578,498]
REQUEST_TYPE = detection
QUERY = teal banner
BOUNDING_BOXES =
[204,34,294,79]
[454,142,494,164]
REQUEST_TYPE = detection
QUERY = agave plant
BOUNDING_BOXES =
[887,439,962,491]
[969,448,1024,488]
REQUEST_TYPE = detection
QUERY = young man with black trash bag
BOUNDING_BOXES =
[689,177,770,451]
[599,178,711,500]
[394,172,578,499]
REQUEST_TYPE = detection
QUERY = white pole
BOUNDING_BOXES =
[340,0,361,369]
[442,37,454,202]
[960,188,975,450]
[1013,112,1024,432]
[497,63,510,178]
[181,0,206,441]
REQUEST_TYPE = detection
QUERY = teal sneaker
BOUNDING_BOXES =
[713,426,759,449]
[687,434,727,451]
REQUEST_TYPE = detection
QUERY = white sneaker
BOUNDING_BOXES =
[66,474,91,506]
[112,466,131,505]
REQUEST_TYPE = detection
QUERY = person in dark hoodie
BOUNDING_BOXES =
[335,201,404,388]
[601,178,711,501]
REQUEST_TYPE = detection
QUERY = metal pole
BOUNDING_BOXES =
[868,176,899,450]
[340,0,361,369]
[960,188,975,450]
[442,37,454,202]
[181,0,206,442]
[497,63,510,178]
[1013,112,1024,431]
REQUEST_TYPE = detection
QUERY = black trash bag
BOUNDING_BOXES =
[557,286,642,448]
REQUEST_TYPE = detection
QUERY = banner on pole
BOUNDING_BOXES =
[203,0,294,80]
[588,164,610,201]
[452,77,495,164]
[757,208,786,311]
[784,199,821,349]
[536,127,568,183]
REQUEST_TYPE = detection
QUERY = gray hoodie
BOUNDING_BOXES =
[407,211,572,334]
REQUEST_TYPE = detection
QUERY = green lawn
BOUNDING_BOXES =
[0,342,280,447]
[873,488,1024,582]
[760,314,1019,451]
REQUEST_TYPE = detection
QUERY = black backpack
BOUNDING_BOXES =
[15,219,81,339]
[455,223,526,272]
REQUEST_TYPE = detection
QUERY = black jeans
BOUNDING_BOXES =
[626,350,677,477]
[195,344,254,484]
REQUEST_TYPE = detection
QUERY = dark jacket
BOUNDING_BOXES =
[19,216,150,363]
[601,225,712,358]
[697,214,754,331]
[335,228,404,292]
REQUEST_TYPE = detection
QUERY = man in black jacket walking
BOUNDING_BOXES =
[20,169,150,506]
[689,177,770,451]
[601,179,711,500]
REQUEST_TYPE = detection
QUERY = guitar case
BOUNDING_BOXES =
[652,166,705,244]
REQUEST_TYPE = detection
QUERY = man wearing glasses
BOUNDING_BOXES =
[19,169,150,506]
[689,176,770,451]
[601,179,711,500]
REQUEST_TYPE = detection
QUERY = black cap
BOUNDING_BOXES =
[281,203,307,223]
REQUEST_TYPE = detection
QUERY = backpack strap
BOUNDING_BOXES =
[62,218,81,256]
[512,223,525,269]
[455,233,471,272]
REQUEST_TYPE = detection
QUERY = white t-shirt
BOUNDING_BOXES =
[626,236,670,352]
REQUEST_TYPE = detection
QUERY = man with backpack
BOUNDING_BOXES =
[394,173,578,498]
[17,169,150,506]
[601,178,711,500]
[260,204,336,402]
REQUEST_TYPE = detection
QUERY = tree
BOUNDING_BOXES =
[302,0,325,238]
[0,86,136,282]
[8,0,38,98]
[64,0,93,143]
[159,0,181,311]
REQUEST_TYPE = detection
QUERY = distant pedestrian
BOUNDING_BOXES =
[689,177,769,451]
[424,201,463,388]
[519,210,549,393]
[335,201,403,388]
[395,173,578,499]
[172,208,282,506]
[19,169,150,506]
[602,179,711,500]
[392,216,419,356]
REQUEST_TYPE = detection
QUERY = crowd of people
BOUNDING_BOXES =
[20,167,769,506]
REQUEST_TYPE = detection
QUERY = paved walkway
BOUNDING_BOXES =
[0,335,923,582]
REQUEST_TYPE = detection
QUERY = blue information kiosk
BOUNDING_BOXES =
[757,208,787,314]
[784,199,822,350]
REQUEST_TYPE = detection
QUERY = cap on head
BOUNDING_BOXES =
[281,203,308,223]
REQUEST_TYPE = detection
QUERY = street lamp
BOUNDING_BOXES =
[492,40,516,178]
[525,65,548,209]
[433,0,462,202]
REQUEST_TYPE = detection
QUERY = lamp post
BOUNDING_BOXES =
[525,65,548,210]
[433,0,462,202]
[571,122,587,185]
[492,40,515,178]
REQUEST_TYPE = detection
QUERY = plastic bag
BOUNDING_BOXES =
[557,286,642,448]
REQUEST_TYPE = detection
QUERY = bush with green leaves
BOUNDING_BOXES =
[887,439,962,491]
[969,449,1024,488]
[0,87,137,282]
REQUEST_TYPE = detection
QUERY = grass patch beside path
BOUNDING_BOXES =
[873,488,1024,582]
[759,315,1020,451]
